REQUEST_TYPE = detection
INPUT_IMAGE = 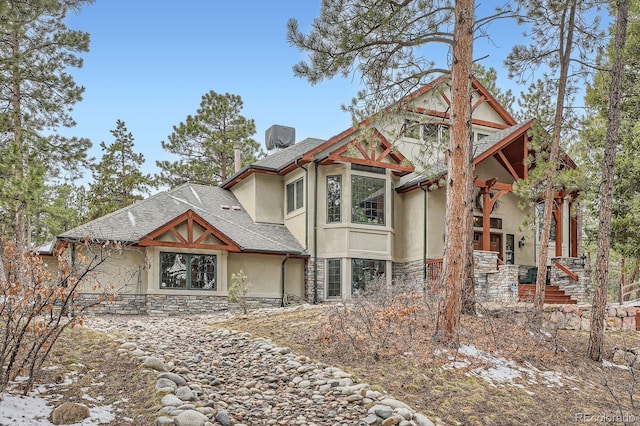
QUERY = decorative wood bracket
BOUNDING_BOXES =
[138,210,241,252]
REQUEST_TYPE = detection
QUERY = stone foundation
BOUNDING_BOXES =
[392,259,427,291]
[541,305,637,331]
[79,293,281,316]
[305,258,326,303]
[82,293,147,315]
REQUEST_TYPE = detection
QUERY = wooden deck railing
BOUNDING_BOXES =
[553,261,579,281]
[426,258,443,284]
[621,282,640,302]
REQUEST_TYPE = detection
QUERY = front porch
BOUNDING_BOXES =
[425,251,591,305]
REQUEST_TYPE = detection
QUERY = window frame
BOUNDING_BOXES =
[326,259,342,298]
[404,120,450,144]
[351,175,385,226]
[326,175,342,223]
[159,252,217,291]
[351,258,386,295]
[286,178,304,214]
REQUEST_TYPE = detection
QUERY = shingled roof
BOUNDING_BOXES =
[220,137,325,189]
[396,121,532,191]
[58,184,306,255]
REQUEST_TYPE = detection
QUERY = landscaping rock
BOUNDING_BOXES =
[174,410,208,426]
[85,313,437,426]
[50,402,90,425]
[144,356,168,372]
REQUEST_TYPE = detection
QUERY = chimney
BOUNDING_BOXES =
[234,145,241,173]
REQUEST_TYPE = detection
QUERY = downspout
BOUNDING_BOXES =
[294,159,309,250]
[70,242,76,268]
[419,182,428,297]
[313,160,319,304]
[281,254,289,307]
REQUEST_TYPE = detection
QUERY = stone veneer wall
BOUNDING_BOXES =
[80,294,147,315]
[473,251,519,303]
[305,258,326,303]
[392,259,427,291]
[393,252,520,302]
[79,293,281,316]
[549,257,591,304]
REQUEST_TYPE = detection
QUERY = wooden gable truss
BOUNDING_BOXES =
[138,210,241,252]
[319,129,415,176]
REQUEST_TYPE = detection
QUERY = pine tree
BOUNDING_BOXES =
[41,183,88,240]
[88,120,154,219]
[286,0,511,342]
[587,0,630,362]
[505,0,606,324]
[0,0,94,251]
[472,65,515,115]
[155,91,262,188]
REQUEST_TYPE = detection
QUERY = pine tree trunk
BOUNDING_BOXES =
[435,0,474,344]
[619,258,625,304]
[588,0,628,362]
[533,0,577,326]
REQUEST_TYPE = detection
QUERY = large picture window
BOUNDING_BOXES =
[403,120,449,145]
[351,258,386,295]
[160,252,216,290]
[327,259,341,298]
[286,178,304,213]
[351,175,385,225]
[327,175,342,223]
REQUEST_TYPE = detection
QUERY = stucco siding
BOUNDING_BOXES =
[230,174,256,221]
[426,188,447,259]
[227,253,304,299]
[76,245,147,295]
[255,174,284,224]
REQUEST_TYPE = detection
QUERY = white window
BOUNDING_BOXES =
[351,175,385,225]
[286,178,304,213]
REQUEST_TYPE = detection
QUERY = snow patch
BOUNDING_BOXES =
[190,186,202,204]
[127,211,136,227]
[0,394,116,425]
[603,359,630,370]
[443,344,571,388]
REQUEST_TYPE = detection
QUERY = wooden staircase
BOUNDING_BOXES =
[518,284,577,304]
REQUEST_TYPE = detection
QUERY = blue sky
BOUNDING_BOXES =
[62,1,543,180]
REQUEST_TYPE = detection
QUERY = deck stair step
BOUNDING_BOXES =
[517,284,577,304]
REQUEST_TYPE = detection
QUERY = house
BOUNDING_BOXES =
[43,76,587,315]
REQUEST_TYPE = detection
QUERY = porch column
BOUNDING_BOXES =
[482,187,491,251]
[570,200,578,257]
[554,197,564,257]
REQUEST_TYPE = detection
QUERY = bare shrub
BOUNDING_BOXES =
[598,336,640,423]
[0,240,118,395]
[317,276,440,362]
[228,270,251,315]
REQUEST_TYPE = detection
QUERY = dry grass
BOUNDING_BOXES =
[218,304,640,426]
[36,327,159,425]
[21,302,640,426]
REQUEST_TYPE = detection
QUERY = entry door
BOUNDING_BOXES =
[473,232,503,260]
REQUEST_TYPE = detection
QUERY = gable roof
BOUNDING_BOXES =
[221,138,325,189]
[319,128,414,175]
[58,184,306,256]
[221,75,524,191]
[396,120,533,192]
